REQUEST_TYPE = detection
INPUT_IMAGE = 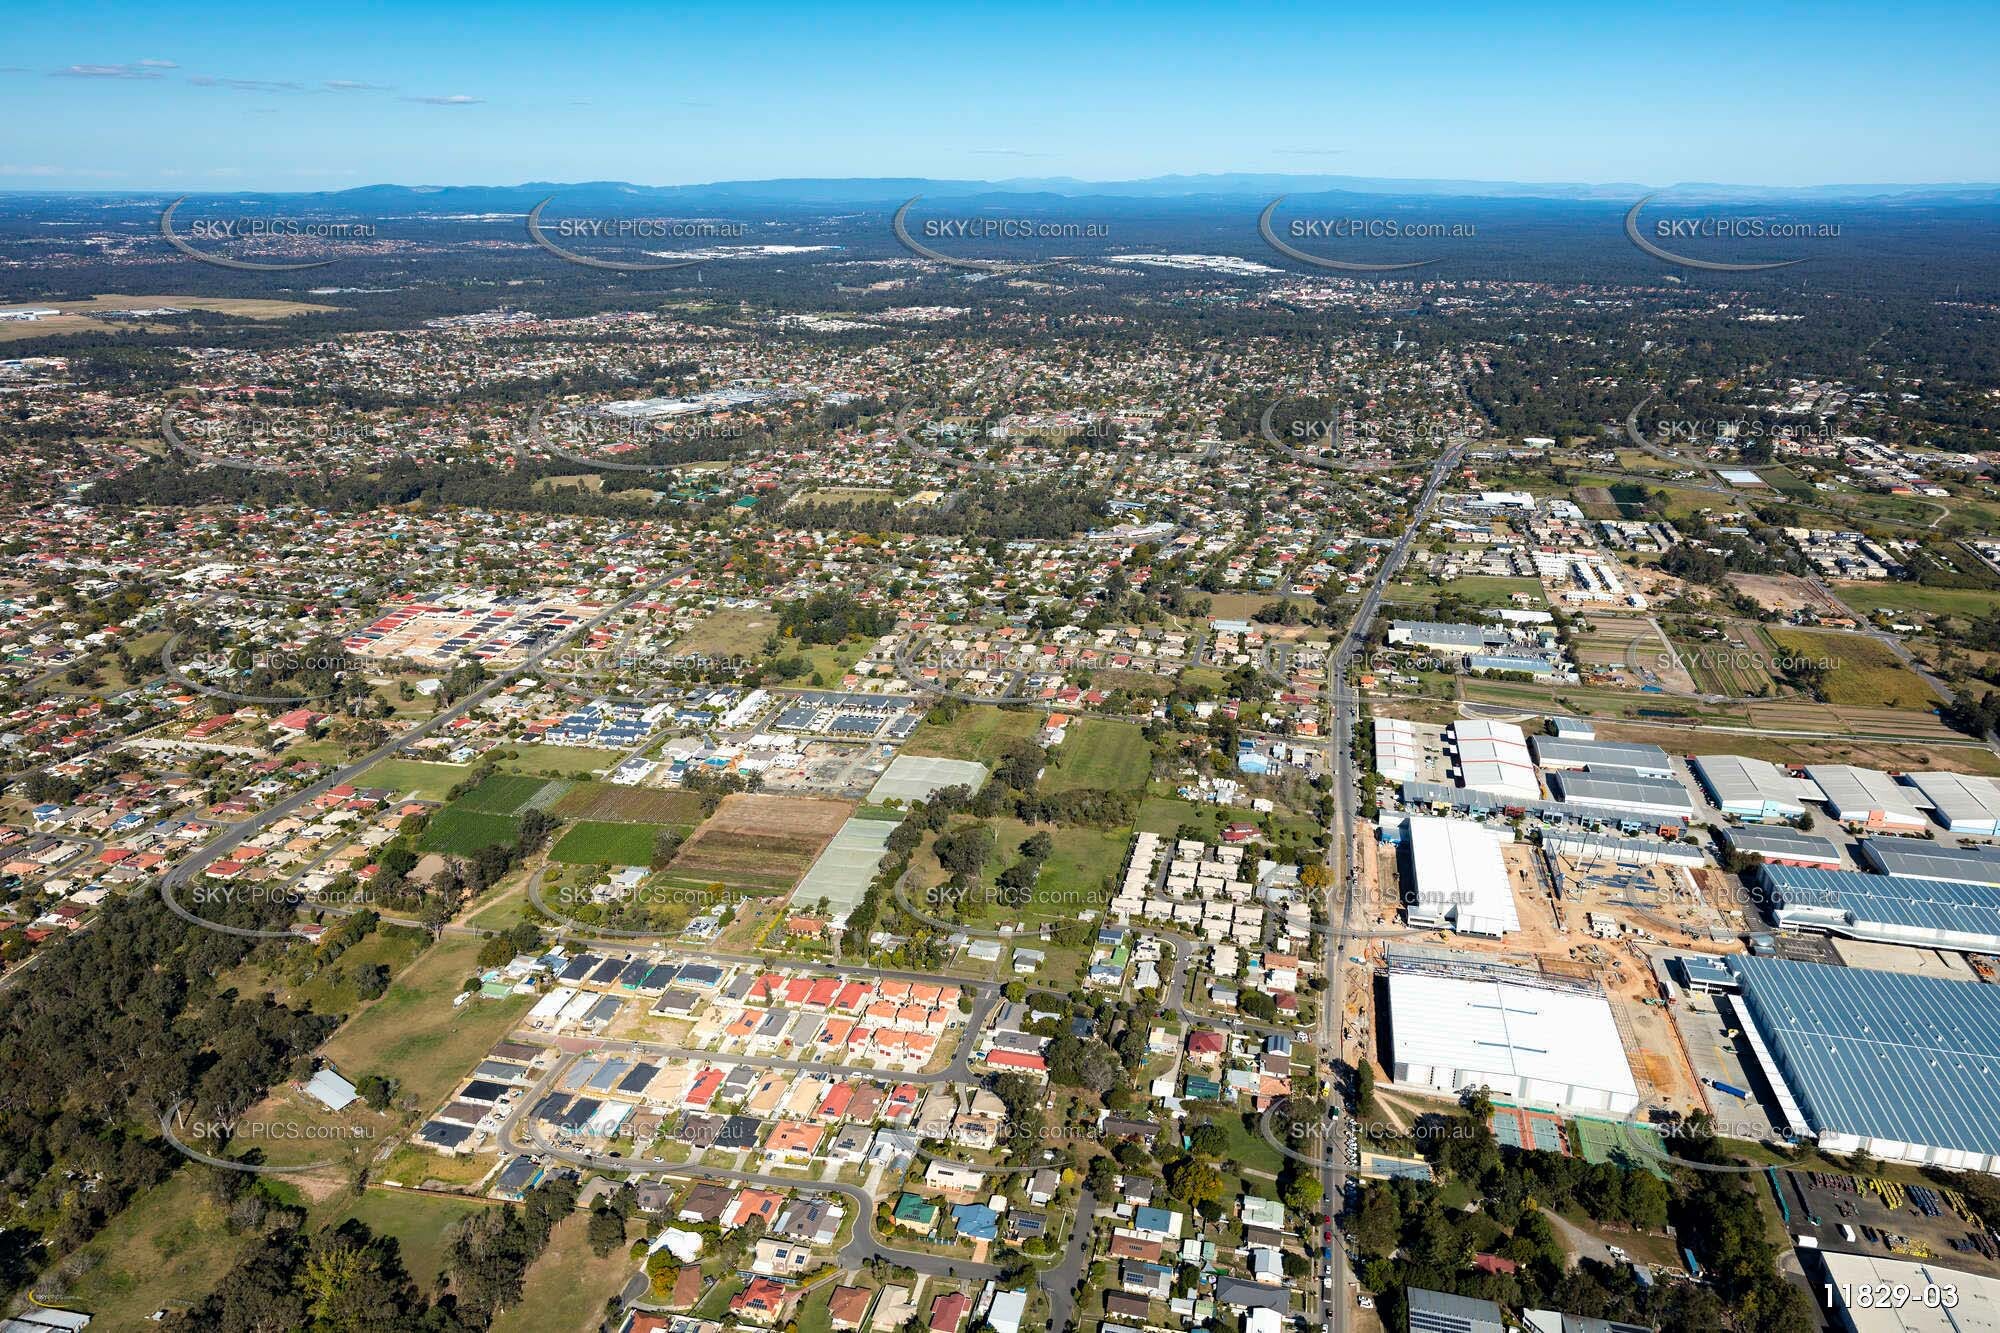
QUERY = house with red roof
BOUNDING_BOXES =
[984,1049,1048,1078]
[928,1292,971,1333]
[730,1277,790,1325]
[1185,1030,1226,1064]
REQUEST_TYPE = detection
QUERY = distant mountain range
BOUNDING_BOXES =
[10,174,2000,210]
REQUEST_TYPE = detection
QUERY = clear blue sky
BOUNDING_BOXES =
[3,0,1996,191]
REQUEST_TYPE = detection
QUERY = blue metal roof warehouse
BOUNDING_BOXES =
[1759,863,2000,953]
[1857,838,2000,888]
[1728,955,2000,1172]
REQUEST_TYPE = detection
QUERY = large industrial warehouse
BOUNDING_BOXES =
[1527,736,1672,779]
[1403,815,1520,935]
[1690,754,1811,823]
[1803,765,1928,832]
[1760,864,2000,953]
[1857,838,2000,888]
[1448,720,1539,802]
[1727,955,2000,1172]
[1543,771,1693,822]
[1386,948,1640,1115]
[1815,1252,2000,1333]
[1904,770,2000,836]
[1715,823,1843,868]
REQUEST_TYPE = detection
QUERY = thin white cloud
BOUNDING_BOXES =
[403,93,482,106]
[0,163,121,177]
[191,75,305,92]
[53,62,170,79]
[325,79,394,92]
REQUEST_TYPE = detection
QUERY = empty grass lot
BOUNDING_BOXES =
[490,1211,643,1333]
[905,707,1041,763]
[1766,628,1938,710]
[316,934,535,1116]
[451,772,553,816]
[326,1188,497,1287]
[549,819,668,866]
[417,806,522,855]
[1044,717,1150,792]
[51,1171,260,1327]
[357,756,471,802]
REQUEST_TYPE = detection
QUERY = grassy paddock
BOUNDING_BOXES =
[418,807,522,855]
[316,934,535,1114]
[357,757,471,802]
[1045,718,1150,792]
[905,707,1042,763]
[549,819,669,866]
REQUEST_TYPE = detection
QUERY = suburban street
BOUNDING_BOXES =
[1318,440,1464,1333]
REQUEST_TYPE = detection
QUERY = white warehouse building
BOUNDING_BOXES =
[1448,719,1539,803]
[1803,765,1928,833]
[1905,771,2000,836]
[1403,815,1520,936]
[1387,951,1640,1115]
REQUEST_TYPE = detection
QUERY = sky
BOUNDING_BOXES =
[3,0,1997,192]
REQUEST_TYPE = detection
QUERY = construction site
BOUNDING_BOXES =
[1356,828,1726,1122]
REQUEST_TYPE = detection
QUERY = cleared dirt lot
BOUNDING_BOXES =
[1726,572,1850,618]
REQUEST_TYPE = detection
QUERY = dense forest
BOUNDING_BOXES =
[0,893,335,1294]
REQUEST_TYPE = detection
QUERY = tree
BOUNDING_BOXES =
[1187,1123,1229,1158]
[355,1074,396,1112]
[934,824,996,880]
[1282,1173,1323,1217]
[1352,1183,1400,1260]
[652,826,686,869]
[587,1206,627,1258]
[1165,1157,1223,1206]
[419,896,453,939]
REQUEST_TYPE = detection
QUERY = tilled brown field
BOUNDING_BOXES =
[663,793,853,890]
